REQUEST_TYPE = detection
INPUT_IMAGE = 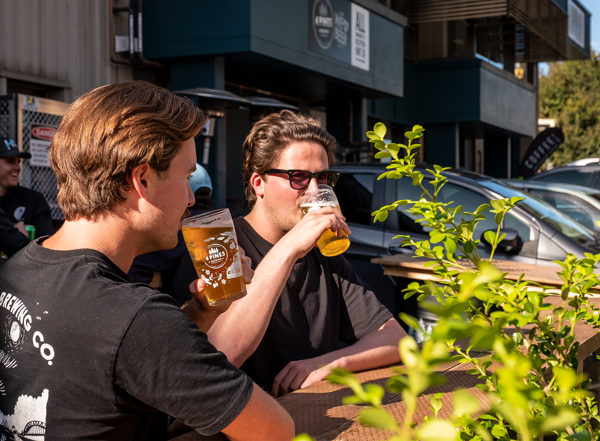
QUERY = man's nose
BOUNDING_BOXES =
[307,176,320,192]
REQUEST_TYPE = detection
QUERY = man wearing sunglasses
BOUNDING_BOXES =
[176,110,405,397]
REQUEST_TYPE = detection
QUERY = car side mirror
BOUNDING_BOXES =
[481,228,522,254]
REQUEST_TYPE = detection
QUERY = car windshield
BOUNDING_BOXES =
[480,181,596,246]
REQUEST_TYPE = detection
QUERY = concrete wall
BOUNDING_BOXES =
[480,65,536,138]
[0,0,133,102]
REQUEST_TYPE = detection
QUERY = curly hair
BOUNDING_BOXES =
[50,81,206,221]
[242,110,338,208]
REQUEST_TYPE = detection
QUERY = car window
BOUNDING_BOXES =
[528,189,597,230]
[480,181,595,246]
[335,173,375,226]
[534,169,595,187]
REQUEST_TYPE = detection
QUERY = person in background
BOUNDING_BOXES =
[129,162,214,303]
[0,137,53,238]
[0,206,29,258]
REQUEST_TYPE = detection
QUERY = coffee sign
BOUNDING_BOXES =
[309,0,370,71]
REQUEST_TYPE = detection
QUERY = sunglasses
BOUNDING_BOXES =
[264,169,341,190]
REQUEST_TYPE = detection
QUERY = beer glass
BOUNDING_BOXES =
[181,209,247,305]
[300,184,350,257]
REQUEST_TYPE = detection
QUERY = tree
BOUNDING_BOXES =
[540,51,600,166]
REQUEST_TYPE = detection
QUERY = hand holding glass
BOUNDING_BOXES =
[300,184,350,257]
[181,209,247,305]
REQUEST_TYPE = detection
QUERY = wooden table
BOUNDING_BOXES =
[372,253,566,287]
[277,297,600,440]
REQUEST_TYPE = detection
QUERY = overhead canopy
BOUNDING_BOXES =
[245,97,299,111]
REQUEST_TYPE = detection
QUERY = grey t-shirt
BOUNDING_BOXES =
[0,241,253,440]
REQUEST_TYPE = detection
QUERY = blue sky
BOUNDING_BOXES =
[587,0,600,51]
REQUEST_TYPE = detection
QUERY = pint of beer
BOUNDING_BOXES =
[181,209,247,305]
[300,185,350,257]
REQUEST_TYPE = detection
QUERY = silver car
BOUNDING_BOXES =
[505,180,600,233]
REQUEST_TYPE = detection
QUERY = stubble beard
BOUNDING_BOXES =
[263,193,301,237]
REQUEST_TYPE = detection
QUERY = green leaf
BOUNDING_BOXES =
[376,211,389,222]
[293,435,316,441]
[374,123,387,139]
[358,408,398,431]
[429,395,443,415]
[453,389,480,417]
[483,230,496,245]
[491,425,507,438]
[366,131,381,140]
[417,419,458,441]
[490,199,504,211]
[540,408,579,432]
[475,204,490,215]
[567,432,592,441]
[399,336,419,368]
[445,237,457,254]
[374,151,391,159]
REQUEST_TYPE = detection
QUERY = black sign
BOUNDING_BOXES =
[517,128,564,179]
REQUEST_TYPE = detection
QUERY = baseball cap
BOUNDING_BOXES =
[0,137,31,159]
[189,163,212,195]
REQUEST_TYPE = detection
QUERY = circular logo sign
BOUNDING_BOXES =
[202,244,228,269]
[312,0,334,50]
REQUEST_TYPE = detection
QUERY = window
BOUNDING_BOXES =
[335,173,375,226]
[529,189,598,231]
[534,170,595,188]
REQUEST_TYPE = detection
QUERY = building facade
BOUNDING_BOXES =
[0,0,592,209]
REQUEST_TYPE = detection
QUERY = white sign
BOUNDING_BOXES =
[30,139,51,168]
[351,3,369,71]
[22,95,39,112]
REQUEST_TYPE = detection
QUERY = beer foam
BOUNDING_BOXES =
[300,202,337,213]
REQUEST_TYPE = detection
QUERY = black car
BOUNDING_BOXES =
[331,164,600,318]
[530,164,600,189]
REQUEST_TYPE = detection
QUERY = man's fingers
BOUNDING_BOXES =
[189,278,207,296]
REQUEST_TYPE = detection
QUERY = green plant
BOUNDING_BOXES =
[295,123,600,441]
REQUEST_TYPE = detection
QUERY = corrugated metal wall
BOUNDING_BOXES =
[0,0,133,102]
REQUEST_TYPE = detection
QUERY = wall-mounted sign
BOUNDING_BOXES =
[29,124,57,168]
[309,0,370,71]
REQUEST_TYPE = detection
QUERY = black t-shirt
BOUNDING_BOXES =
[0,207,29,257]
[0,185,53,238]
[0,241,253,440]
[173,217,393,391]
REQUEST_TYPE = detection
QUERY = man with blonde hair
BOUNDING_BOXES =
[177,110,405,397]
[0,81,293,440]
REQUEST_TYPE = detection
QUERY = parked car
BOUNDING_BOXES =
[504,180,600,233]
[530,164,600,189]
[331,164,600,319]
[567,158,600,166]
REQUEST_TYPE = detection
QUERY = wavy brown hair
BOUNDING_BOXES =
[242,110,338,208]
[50,81,206,221]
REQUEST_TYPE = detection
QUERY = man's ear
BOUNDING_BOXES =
[129,164,151,199]
[250,172,265,199]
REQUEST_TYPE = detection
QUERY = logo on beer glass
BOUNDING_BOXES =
[202,244,228,269]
